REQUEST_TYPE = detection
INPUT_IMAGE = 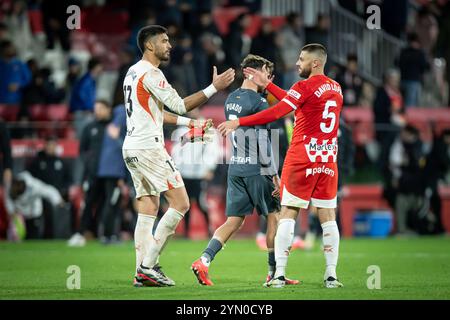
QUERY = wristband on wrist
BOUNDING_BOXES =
[176,116,191,126]
[202,83,218,99]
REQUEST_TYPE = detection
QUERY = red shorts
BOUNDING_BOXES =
[280,161,338,209]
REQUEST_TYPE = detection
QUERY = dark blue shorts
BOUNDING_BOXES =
[225,175,280,217]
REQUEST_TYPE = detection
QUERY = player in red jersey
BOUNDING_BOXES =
[218,44,344,288]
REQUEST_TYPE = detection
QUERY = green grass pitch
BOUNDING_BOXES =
[1,237,450,300]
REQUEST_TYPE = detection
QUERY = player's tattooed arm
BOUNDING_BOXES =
[183,67,235,112]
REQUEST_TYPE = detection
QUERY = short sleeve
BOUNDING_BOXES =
[281,81,307,110]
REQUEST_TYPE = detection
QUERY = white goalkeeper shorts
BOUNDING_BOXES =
[123,146,184,198]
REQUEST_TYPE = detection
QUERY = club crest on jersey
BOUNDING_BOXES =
[305,137,338,162]
[287,89,301,100]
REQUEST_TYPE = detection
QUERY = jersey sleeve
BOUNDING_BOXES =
[142,69,187,115]
[266,82,287,101]
[238,99,293,126]
[281,81,307,110]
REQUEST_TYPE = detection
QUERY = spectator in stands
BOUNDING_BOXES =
[0,120,12,187]
[157,0,183,27]
[169,33,198,96]
[224,13,252,70]
[434,0,450,104]
[397,33,429,108]
[113,48,135,106]
[69,57,103,138]
[3,0,34,61]
[27,136,73,238]
[65,57,82,101]
[171,109,221,238]
[193,32,226,89]
[278,12,304,88]
[250,19,278,69]
[389,125,426,235]
[305,14,330,49]
[41,0,74,52]
[95,104,127,244]
[373,69,406,171]
[28,136,72,203]
[415,6,439,60]
[191,10,220,46]
[5,171,63,239]
[423,129,450,234]
[20,63,65,120]
[67,100,112,247]
[0,22,8,42]
[0,40,31,104]
[381,0,408,38]
[335,53,364,107]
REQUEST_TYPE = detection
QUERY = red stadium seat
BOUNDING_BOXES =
[46,104,69,121]
[27,9,44,34]
[28,104,47,121]
[0,104,20,121]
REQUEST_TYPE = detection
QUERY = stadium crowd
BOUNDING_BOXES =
[1,0,450,242]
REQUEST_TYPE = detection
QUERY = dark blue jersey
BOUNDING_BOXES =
[224,88,277,177]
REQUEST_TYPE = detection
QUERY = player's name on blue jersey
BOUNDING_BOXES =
[226,102,242,113]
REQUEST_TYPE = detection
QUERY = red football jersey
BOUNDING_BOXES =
[282,75,343,163]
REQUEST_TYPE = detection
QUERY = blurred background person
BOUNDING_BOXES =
[27,136,73,238]
[397,32,429,108]
[0,40,31,105]
[389,125,426,235]
[335,53,364,107]
[171,109,221,238]
[68,100,112,246]
[5,171,64,240]
[69,57,103,138]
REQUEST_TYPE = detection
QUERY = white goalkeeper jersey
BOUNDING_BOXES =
[122,60,187,150]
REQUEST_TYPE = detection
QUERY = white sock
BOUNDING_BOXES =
[142,208,184,268]
[321,220,340,280]
[134,214,156,275]
[274,218,295,279]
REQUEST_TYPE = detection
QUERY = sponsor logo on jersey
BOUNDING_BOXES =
[305,137,338,162]
[287,89,301,100]
[305,166,335,178]
[230,156,252,164]
[124,156,139,166]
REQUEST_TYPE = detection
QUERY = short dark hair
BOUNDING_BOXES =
[347,53,358,63]
[240,54,274,75]
[301,43,327,56]
[137,25,168,54]
[88,57,102,71]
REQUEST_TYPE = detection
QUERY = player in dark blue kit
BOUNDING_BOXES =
[191,55,299,287]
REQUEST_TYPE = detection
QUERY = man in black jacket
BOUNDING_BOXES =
[397,32,429,108]
[28,136,73,238]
